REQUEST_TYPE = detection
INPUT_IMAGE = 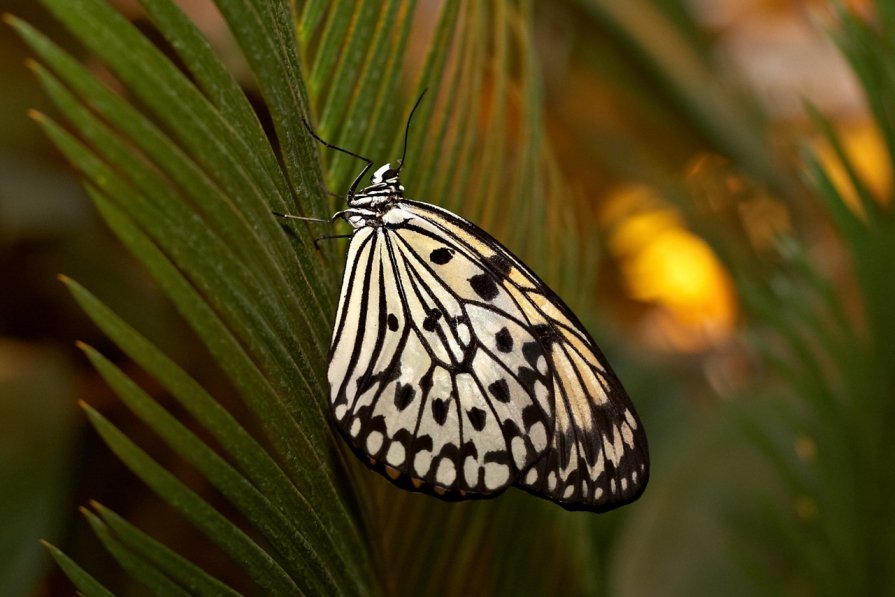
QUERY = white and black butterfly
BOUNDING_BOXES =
[286,96,649,512]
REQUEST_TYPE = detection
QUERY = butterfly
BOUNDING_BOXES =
[283,94,649,512]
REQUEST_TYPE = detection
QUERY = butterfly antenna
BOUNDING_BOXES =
[302,117,373,196]
[396,89,428,174]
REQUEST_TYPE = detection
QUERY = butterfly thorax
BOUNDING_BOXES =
[341,163,407,230]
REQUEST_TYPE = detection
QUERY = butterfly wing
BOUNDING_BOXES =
[399,200,649,512]
[328,220,553,496]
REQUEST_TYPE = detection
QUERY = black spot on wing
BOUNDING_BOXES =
[487,378,511,403]
[430,247,455,264]
[517,366,539,394]
[483,449,511,466]
[453,343,478,375]
[422,308,442,332]
[522,404,543,430]
[387,313,399,331]
[432,398,449,425]
[467,407,487,431]
[530,323,559,345]
[414,434,434,452]
[420,369,433,393]
[457,441,478,464]
[469,273,499,301]
[495,327,513,352]
[385,362,402,382]
[522,341,545,369]
[356,374,374,395]
[394,382,415,411]
[486,253,513,278]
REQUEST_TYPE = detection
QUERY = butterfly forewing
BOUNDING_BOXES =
[317,135,648,512]
[328,212,553,495]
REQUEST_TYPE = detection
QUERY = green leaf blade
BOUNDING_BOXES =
[41,541,115,597]
[82,403,302,595]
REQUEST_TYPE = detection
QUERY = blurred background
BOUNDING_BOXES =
[2,0,893,595]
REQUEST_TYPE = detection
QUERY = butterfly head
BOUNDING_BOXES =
[349,162,405,209]
[370,163,400,186]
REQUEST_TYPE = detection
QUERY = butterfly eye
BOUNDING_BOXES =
[379,168,398,181]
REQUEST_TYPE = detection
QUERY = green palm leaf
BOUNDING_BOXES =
[11,0,602,593]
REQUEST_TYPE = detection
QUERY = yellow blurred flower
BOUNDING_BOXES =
[603,185,737,351]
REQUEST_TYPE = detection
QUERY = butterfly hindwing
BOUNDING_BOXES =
[515,333,649,510]
[399,201,649,511]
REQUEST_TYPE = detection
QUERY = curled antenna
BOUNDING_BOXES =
[396,88,428,174]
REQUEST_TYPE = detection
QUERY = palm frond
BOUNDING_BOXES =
[11,0,610,593]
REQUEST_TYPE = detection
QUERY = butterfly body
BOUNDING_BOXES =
[325,162,649,512]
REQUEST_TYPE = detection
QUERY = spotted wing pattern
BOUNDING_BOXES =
[328,197,648,511]
[328,215,553,496]
[408,200,646,510]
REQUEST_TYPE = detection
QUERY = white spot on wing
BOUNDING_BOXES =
[455,373,477,410]
[484,463,510,490]
[436,459,456,486]
[335,404,348,421]
[603,428,625,466]
[529,422,547,452]
[525,468,538,484]
[414,451,433,477]
[366,431,383,455]
[511,437,528,469]
[457,322,471,346]
[464,456,478,486]
[622,422,635,449]
[386,442,406,466]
